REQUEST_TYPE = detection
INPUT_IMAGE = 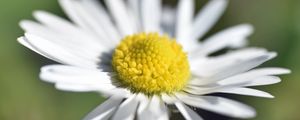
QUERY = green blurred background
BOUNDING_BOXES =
[0,0,298,120]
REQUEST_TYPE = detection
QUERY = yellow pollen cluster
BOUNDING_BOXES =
[112,32,190,95]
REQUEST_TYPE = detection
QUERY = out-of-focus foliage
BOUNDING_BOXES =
[0,0,298,120]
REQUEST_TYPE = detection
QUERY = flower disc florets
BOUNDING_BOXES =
[112,33,190,95]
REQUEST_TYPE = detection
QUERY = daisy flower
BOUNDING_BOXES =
[18,0,290,119]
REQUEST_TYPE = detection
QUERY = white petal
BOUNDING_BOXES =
[112,95,139,120]
[40,65,113,85]
[245,76,282,86]
[83,96,123,120]
[192,24,254,57]
[192,0,228,40]
[18,37,52,60]
[55,83,101,92]
[20,19,108,53]
[22,33,99,68]
[190,52,277,85]
[58,0,119,48]
[79,0,121,44]
[20,20,107,67]
[33,11,82,36]
[161,94,178,104]
[137,96,169,120]
[175,102,204,120]
[39,65,128,96]
[217,88,274,98]
[161,7,176,37]
[218,68,290,86]
[177,94,256,118]
[141,0,161,32]
[105,0,136,36]
[137,96,151,120]
[190,47,268,69]
[127,0,142,31]
[176,0,195,51]
[190,48,268,75]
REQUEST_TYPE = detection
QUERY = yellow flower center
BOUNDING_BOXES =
[112,33,190,95]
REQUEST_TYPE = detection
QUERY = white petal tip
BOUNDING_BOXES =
[283,69,292,74]
[33,10,47,18]
[17,36,25,42]
[19,20,30,28]
[242,24,254,34]
[267,52,277,59]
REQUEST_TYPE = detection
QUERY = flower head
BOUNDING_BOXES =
[19,0,290,119]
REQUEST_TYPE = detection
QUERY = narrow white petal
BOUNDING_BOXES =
[138,96,169,120]
[55,83,100,92]
[190,47,268,69]
[127,0,142,31]
[20,20,107,65]
[245,76,282,86]
[192,0,228,40]
[176,0,195,51]
[141,0,162,32]
[112,95,139,120]
[190,52,277,85]
[217,88,274,98]
[81,0,121,43]
[192,24,254,56]
[190,48,268,76]
[175,102,204,120]
[40,65,122,95]
[218,68,290,86]
[161,94,178,104]
[105,0,136,36]
[177,94,256,118]
[20,19,108,52]
[161,7,177,37]
[58,0,88,29]
[137,96,151,120]
[58,0,119,48]
[23,33,98,68]
[77,0,120,46]
[18,37,52,60]
[184,85,220,95]
[33,11,82,35]
[83,96,124,120]
[40,65,113,85]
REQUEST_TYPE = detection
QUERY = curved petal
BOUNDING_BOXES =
[190,52,277,85]
[39,65,130,97]
[19,33,99,68]
[105,0,136,36]
[137,96,169,120]
[216,88,274,98]
[83,96,124,120]
[40,65,113,85]
[58,0,118,48]
[190,67,289,86]
[111,95,139,120]
[190,47,268,74]
[175,102,204,120]
[177,94,256,119]
[20,19,108,53]
[176,0,195,51]
[192,0,228,40]
[245,76,282,86]
[217,68,290,86]
[191,24,254,57]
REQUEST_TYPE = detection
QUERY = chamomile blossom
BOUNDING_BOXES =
[18,0,290,119]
